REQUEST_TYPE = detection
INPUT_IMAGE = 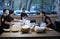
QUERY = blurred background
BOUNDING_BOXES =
[0,0,59,16]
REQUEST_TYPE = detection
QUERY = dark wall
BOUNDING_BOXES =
[0,16,1,26]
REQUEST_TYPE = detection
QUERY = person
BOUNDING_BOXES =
[1,9,9,27]
[40,11,53,28]
[0,9,9,34]
[3,10,14,29]
[21,8,28,20]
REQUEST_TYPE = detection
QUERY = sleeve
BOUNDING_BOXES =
[11,18,14,21]
[5,16,10,22]
[5,16,13,22]
[21,13,22,19]
[1,15,2,21]
[25,13,28,17]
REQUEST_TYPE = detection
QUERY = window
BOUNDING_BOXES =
[0,0,58,16]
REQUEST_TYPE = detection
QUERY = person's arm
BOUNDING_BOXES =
[46,19,51,27]
[21,13,23,20]
[4,16,14,25]
[5,21,12,25]
[25,13,28,17]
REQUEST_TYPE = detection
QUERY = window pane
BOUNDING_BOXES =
[0,0,58,15]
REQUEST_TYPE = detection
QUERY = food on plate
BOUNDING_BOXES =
[34,26,46,33]
[21,25,30,33]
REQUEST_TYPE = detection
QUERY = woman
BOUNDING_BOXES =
[40,12,53,28]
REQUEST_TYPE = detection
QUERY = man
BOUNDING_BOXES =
[1,9,9,27]
[4,10,14,29]
[0,9,9,34]
[21,8,28,20]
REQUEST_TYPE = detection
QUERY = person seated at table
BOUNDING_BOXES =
[0,9,9,34]
[1,9,9,28]
[4,10,14,29]
[40,11,53,28]
[21,8,28,20]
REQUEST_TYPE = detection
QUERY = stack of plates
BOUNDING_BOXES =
[3,29,10,32]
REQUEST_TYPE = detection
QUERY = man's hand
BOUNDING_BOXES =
[5,21,13,25]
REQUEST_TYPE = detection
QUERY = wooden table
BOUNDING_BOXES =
[0,21,60,39]
[0,30,60,39]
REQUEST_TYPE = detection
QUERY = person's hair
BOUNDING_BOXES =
[9,10,14,15]
[41,11,46,16]
[3,9,8,13]
[22,8,26,10]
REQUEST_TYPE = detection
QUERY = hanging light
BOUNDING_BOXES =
[7,3,9,6]
[5,3,7,6]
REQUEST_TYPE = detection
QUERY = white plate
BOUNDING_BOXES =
[3,29,10,31]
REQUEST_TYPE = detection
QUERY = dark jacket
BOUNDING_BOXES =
[21,12,28,20]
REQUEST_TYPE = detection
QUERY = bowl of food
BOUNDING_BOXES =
[34,26,46,33]
[10,27,19,32]
[21,25,30,33]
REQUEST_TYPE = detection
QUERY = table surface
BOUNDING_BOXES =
[0,30,60,37]
[0,21,60,37]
